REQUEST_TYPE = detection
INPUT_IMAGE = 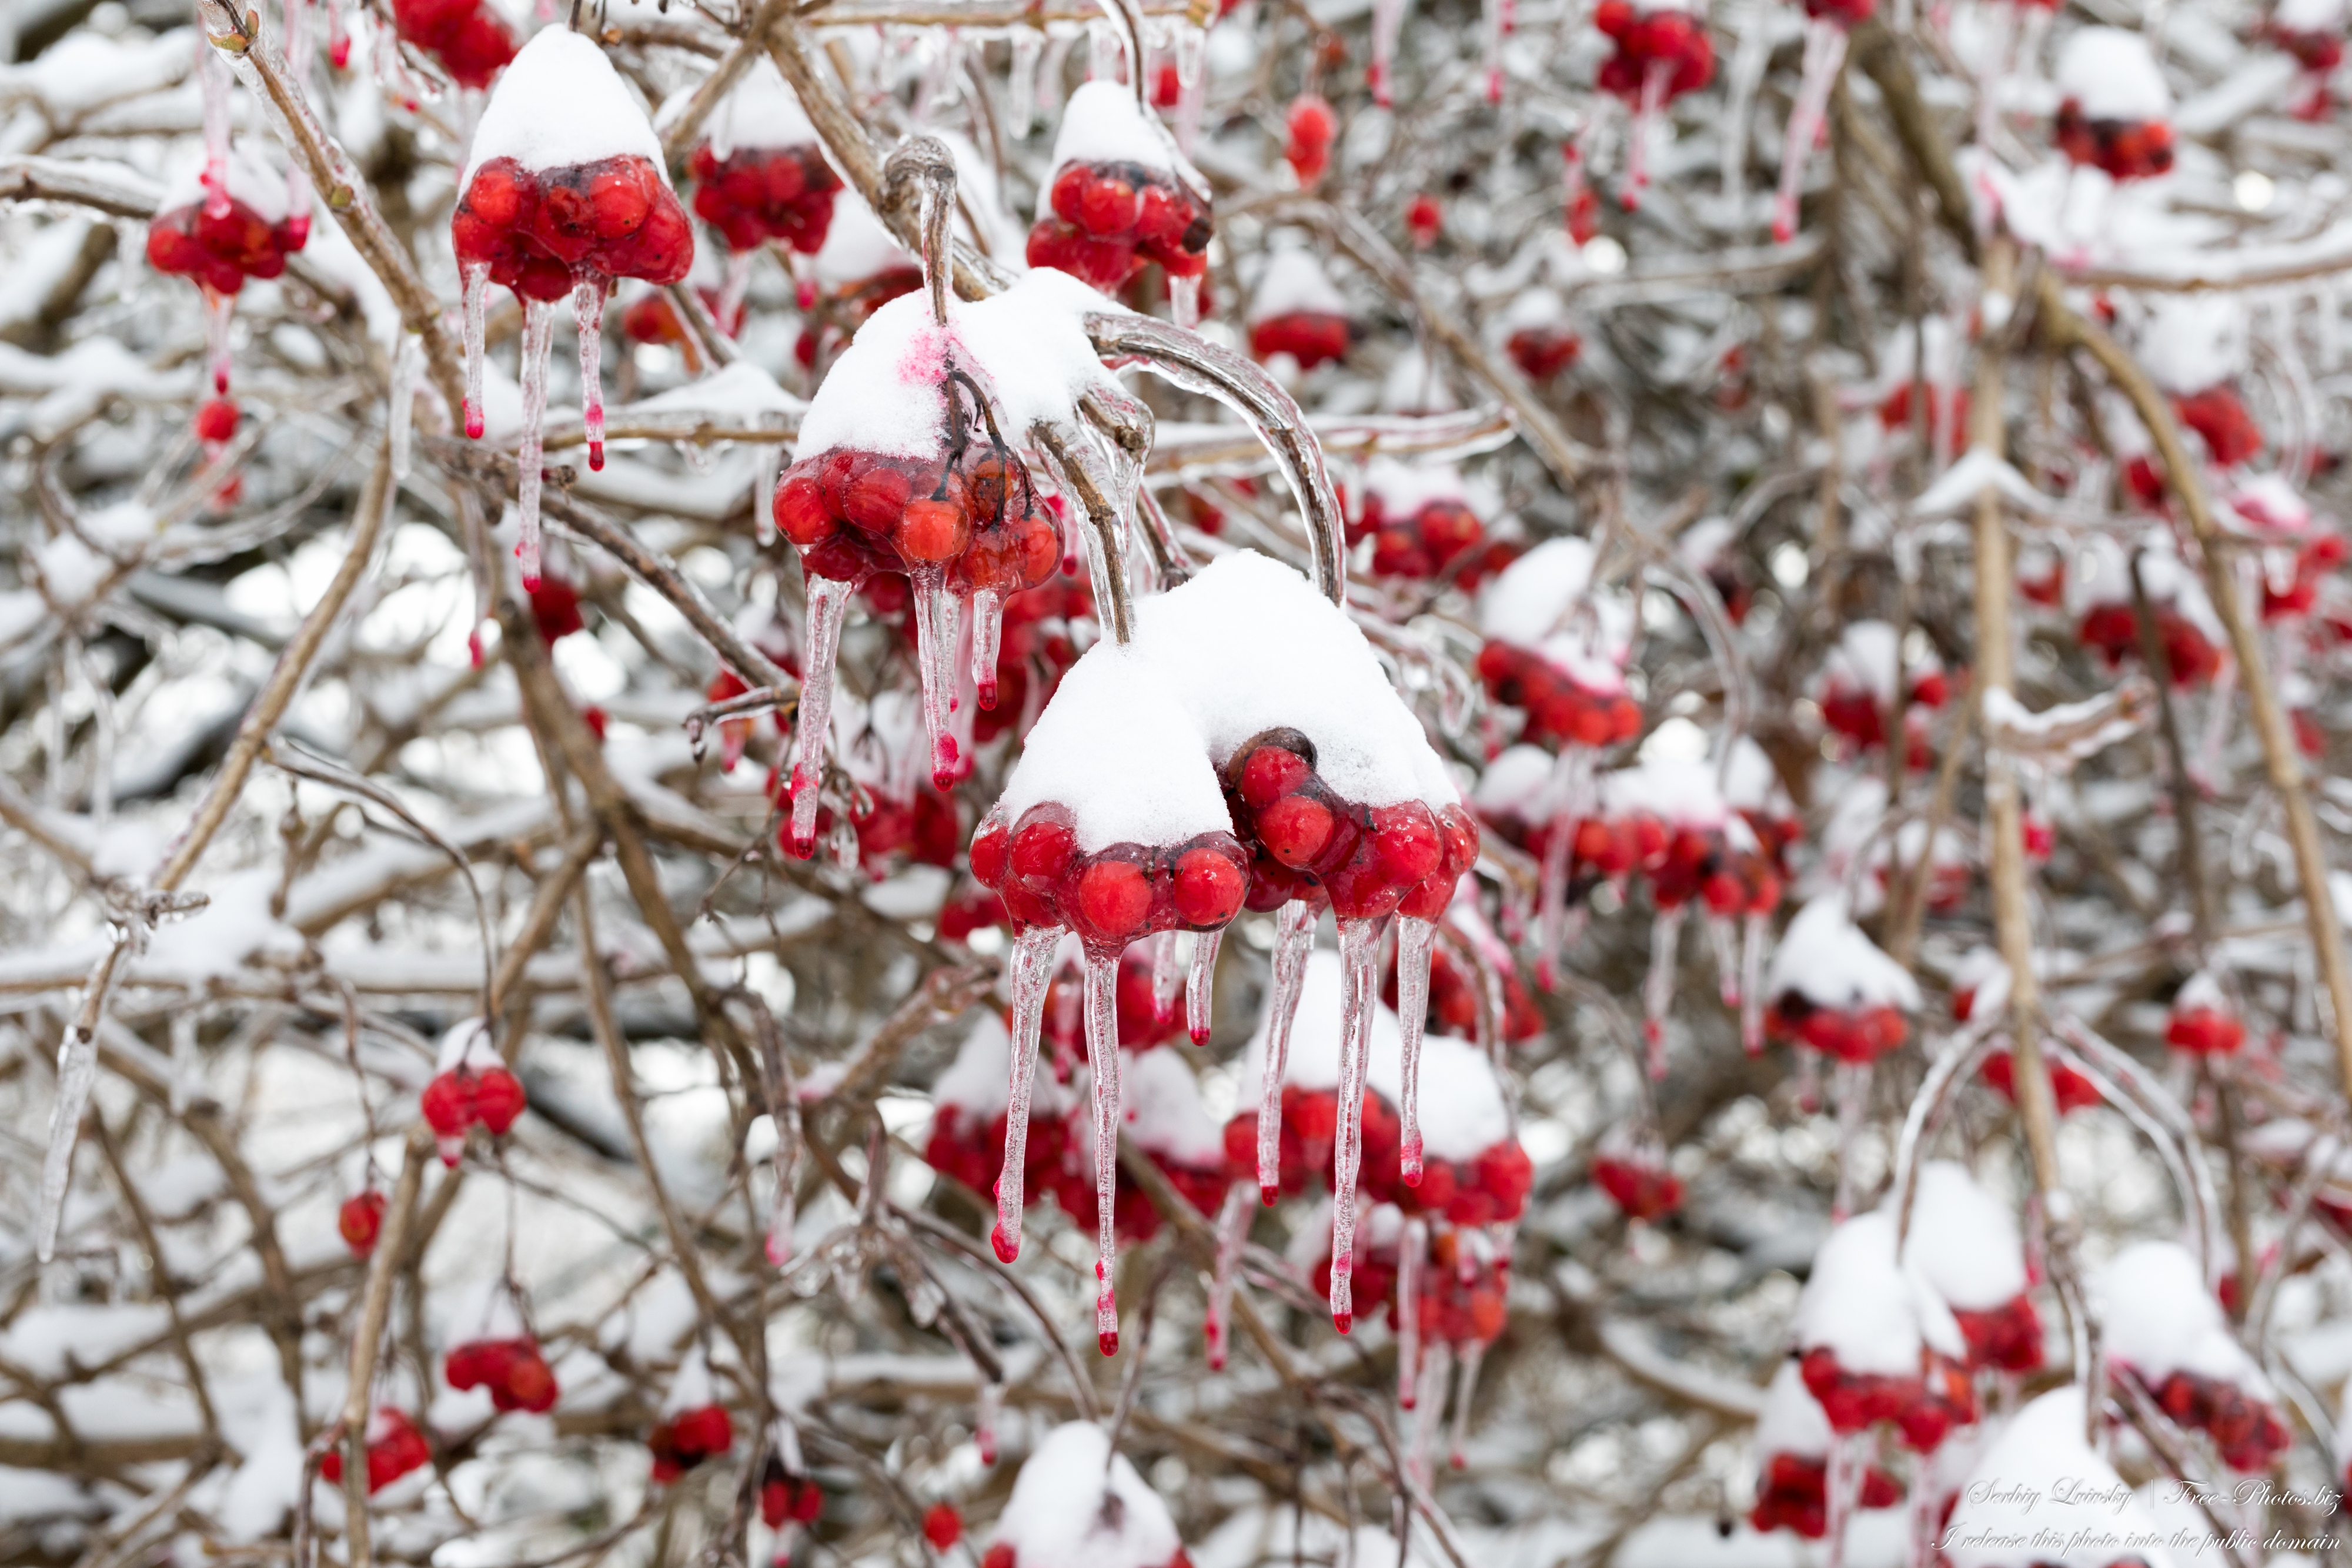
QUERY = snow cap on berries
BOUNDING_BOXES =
[2092,1240,2270,1392]
[995,641,1229,855]
[1901,1161,2029,1312]
[988,1422,1183,1568]
[434,1017,501,1074]
[2056,27,2172,123]
[1478,537,1636,695]
[1945,1388,2178,1568]
[1247,248,1350,326]
[1793,1210,1966,1375]
[1765,895,1922,1014]
[463,27,669,189]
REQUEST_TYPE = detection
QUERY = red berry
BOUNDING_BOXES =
[1071,858,1152,945]
[421,1070,476,1137]
[1172,845,1246,927]
[897,497,970,563]
[1258,794,1336,867]
[195,399,239,442]
[339,1190,388,1256]
[1238,743,1312,809]
[1010,815,1077,883]
[1077,174,1142,236]
[923,1502,963,1551]
[473,1066,527,1134]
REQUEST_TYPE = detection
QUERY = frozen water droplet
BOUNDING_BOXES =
[1395,914,1436,1186]
[1256,900,1318,1202]
[786,575,853,858]
[461,263,489,440]
[1328,917,1379,1330]
[1084,951,1124,1352]
[514,297,555,590]
[994,925,1061,1262]
[1186,928,1221,1044]
[574,272,609,473]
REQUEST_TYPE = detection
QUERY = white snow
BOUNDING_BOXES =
[1501,286,1570,333]
[791,291,957,462]
[1120,1047,1226,1167]
[2223,473,2317,537]
[812,189,914,286]
[1361,457,1471,518]
[1471,744,1556,818]
[996,641,1232,854]
[1602,757,1732,830]
[989,1422,1185,1568]
[158,144,292,223]
[1478,537,1635,694]
[2136,295,2246,395]
[1753,1358,1833,1460]
[1765,895,1922,1012]
[666,57,817,155]
[1792,1210,1965,1373]
[1945,1388,2177,1568]
[1248,249,1351,324]
[2091,1240,2268,1390]
[2172,969,2228,1015]
[463,28,669,189]
[1045,79,1183,185]
[956,268,1129,440]
[1902,1162,2028,1311]
[2056,28,2171,123]
[1131,550,1455,811]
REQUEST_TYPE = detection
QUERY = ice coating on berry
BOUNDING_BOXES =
[996,643,1231,855]
[1132,552,1455,811]
[2055,26,2171,124]
[460,28,670,190]
[1900,1161,2027,1312]
[1763,895,1921,1015]
[1943,1389,2171,1568]
[1793,1210,1966,1375]
[985,1423,1184,1568]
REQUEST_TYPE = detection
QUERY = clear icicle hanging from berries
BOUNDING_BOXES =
[967,649,1250,1353]
[772,259,1124,852]
[1770,0,1868,243]
[451,28,694,588]
[679,59,846,328]
[1591,0,1715,208]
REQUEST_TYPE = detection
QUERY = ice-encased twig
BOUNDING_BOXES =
[1255,898,1319,1203]
[993,925,1064,1262]
[389,332,420,479]
[1328,916,1379,1333]
[1395,914,1436,1185]
[1204,1179,1250,1369]
[199,36,232,220]
[1740,911,1767,1054]
[1449,1338,1485,1467]
[1083,950,1124,1355]
[786,574,853,858]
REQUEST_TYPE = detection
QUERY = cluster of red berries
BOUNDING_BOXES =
[1646,820,1782,917]
[1980,1049,2104,1115]
[1414,1228,1511,1345]
[1877,380,1969,438]
[453,155,693,303]
[1949,1296,2043,1374]
[2174,385,2263,467]
[320,1409,432,1492]
[420,1062,528,1164]
[2272,21,2345,72]
[1047,948,1186,1053]
[981,1543,1195,1568]
[1228,1084,1402,1204]
[1819,667,1947,754]
[1798,1345,1977,1452]
[1475,642,1642,750]
[926,1079,1070,1205]
[445,1337,559,1413]
[1048,1134,1229,1244]
[1766,995,1909,1064]
[1802,0,1875,24]
[1506,326,1582,383]
[2147,1369,2291,1472]
[390,0,516,89]
[794,266,925,371]
[1355,494,1485,581]
[970,805,1252,952]
[1749,1452,1903,1538]
[2077,602,2223,687]
[2164,1001,2244,1055]
[687,143,844,254]
[1284,94,1337,185]
[764,764,959,879]
[1593,1,1716,99]
[147,195,305,299]
[1248,312,1358,371]
[1224,732,1474,921]
[776,447,1063,610]
[1026,161,1212,293]
[648,1403,734,1483]
[622,285,744,356]
[760,1457,826,1529]
[1591,1151,1683,1221]
[2053,103,2176,180]
[2261,534,2346,619]
[339,1189,387,1256]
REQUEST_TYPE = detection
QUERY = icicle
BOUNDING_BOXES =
[1535,806,1576,990]
[1449,1338,1484,1467]
[967,586,1005,710]
[1708,913,1739,1008]
[992,926,1062,1262]
[1328,917,1379,1334]
[388,332,420,479]
[1255,899,1318,1203]
[199,37,232,220]
[975,1380,1001,1465]
[1831,1059,1870,1219]
[281,0,316,243]
[38,1015,103,1262]
[1795,1044,1822,1112]
[328,0,350,69]
[1823,1433,1857,1568]
[1410,1339,1451,1481]
[1170,273,1201,330]
[514,297,554,589]
[574,273,609,473]
[1371,0,1406,104]
[1083,951,1124,1355]
[909,568,964,788]
[1772,19,1849,244]
[461,263,489,439]
[786,574,853,857]
[1186,929,1221,1044]
[1395,914,1436,1186]
[1008,30,1043,136]
[1148,930,1181,1025]
[1089,18,1124,83]
[1481,0,1506,103]
[1641,905,1685,1077]
[1739,911,1767,1054]
[1622,59,1671,209]
[202,287,234,397]
[1175,24,1207,149]
[1204,1180,1251,1369]
[1396,1217,1426,1407]
[766,1152,797,1266]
